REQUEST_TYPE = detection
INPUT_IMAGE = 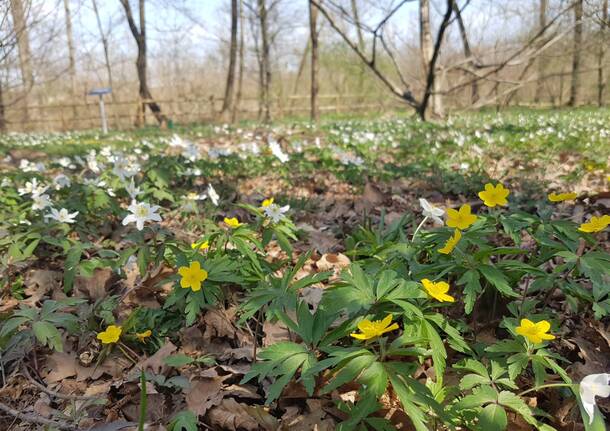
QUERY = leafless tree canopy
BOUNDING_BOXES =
[0,0,608,130]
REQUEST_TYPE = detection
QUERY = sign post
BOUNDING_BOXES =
[88,88,112,133]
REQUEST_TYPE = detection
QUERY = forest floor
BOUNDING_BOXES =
[0,108,609,431]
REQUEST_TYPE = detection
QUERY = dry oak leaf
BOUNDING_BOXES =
[186,375,227,417]
[126,340,177,381]
[44,352,77,383]
[23,269,61,306]
[207,398,278,431]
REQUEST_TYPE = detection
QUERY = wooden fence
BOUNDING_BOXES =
[3,94,406,133]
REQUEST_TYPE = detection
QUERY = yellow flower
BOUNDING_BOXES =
[261,198,274,208]
[478,183,510,207]
[548,192,578,202]
[421,279,455,302]
[136,330,152,342]
[224,217,242,228]
[350,315,399,340]
[446,204,477,230]
[191,240,209,251]
[438,229,462,254]
[578,215,610,233]
[178,261,208,292]
[515,318,555,344]
[97,325,122,344]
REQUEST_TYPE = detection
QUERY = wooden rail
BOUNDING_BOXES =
[2,94,406,133]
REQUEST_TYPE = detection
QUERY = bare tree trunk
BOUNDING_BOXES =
[0,78,6,132]
[452,0,477,104]
[92,0,114,100]
[221,0,238,120]
[598,0,608,106]
[568,0,583,107]
[534,0,547,104]
[63,0,78,121]
[309,0,319,122]
[350,0,366,93]
[419,0,443,117]
[119,0,168,127]
[258,0,271,123]
[232,0,245,122]
[10,0,33,127]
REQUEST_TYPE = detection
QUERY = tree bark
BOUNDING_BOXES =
[63,0,78,121]
[534,0,547,103]
[309,0,319,122]
[598,0,608,106]
[258,0,271,123]
[0,78,6,132]
[10,0,33,126]
[419,0,443,117]
[350,0,366,93]
[452,0,478,104]
[221,0,238,120]
[568,0,583,107]
[232,0,245,122]
[119,0,168,127]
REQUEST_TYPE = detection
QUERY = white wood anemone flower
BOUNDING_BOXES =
[580,373,610,425]
[122,201,162,231]
[419,198,445,225]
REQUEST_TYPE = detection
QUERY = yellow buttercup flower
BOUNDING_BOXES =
[478,183,510,207]
[191,240,209,251]
[136,330,152,342]
[548,192,578,202]
[224,217,242,228]
[578,215,610,233]
[446,204,477,230]
[178,261,208,292]
[97,325,122,344]
[261,198,274,208]
[438,229,461,254]
[421,279,455,302]
[515,319,555,344]
[350,315,399,340]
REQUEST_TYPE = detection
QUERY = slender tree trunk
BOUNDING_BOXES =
[598,0,608,106]
[232,0,245,122]
[289,38,310,108]
[0,78,6,132]
[534,0,547,104]
[419,0,443,117]
[63,0,78,121]
[258,0,271,123]
[309,0,319,122]
[119,0,168,127]
[568,0,583,107]
[10,0,33,128]
[92,0,114,100]
[452,0,477,104]
[221,0,238,120]
[350,0,366,94]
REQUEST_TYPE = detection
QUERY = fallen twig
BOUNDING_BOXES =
[22,364,99,401]
[0,399,78,431]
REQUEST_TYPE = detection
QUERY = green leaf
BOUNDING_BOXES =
[479,404,507,431]
[32,321,63,352]
[164,354,195,367]
[479,265,518,298]
[169,410,198,431]
[458,270,482,314]
[63,245,82,293]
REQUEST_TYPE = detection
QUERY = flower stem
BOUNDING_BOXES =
[518,382,574,397]
[412,216,428,242]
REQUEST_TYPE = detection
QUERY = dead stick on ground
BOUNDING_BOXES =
[0,400,78,430]
[22,364,98,401]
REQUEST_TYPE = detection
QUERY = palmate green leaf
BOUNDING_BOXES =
[455,385,498,410]
[0,316,30,338]
[321,351,377,395]
[164,354,194,367]
[32,321,63,352]
[479,265,519,298]
[497,391,556,431]
[458,269,482,314]
[241,341,316,404]
[479,404,507,431]
[168,410,198,431]
[387,371,444,431]
[63,244,82,293]
[421,319,446,379]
